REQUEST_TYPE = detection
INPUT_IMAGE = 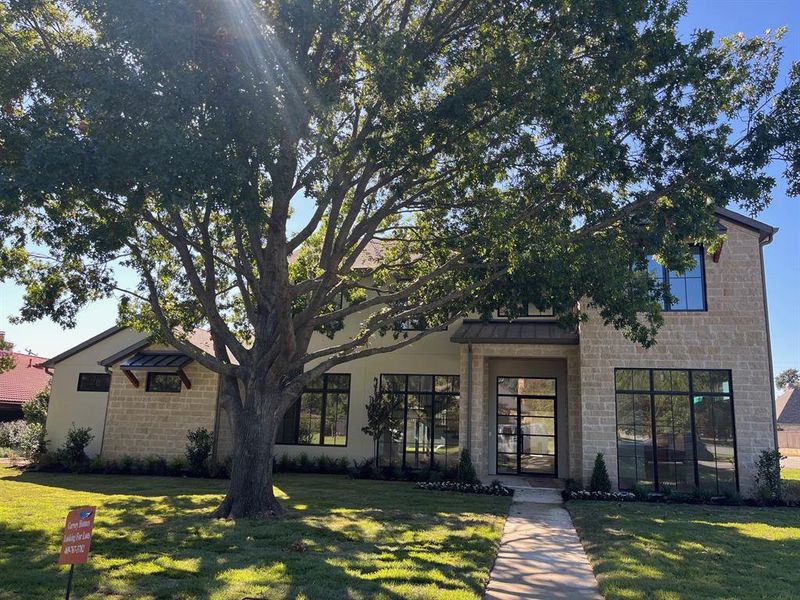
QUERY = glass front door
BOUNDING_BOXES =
[496,377,557,476]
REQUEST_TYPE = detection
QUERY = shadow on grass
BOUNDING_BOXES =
[0,470,502,599]
[569,502,800,600]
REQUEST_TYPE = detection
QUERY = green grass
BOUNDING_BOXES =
[782,467,800,481]
[569,501,800,600]
[0,467,510,600]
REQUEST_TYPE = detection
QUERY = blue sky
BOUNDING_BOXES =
[0,0,798,384]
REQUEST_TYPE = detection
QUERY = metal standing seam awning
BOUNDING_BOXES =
[118,352,194,389]
[450,320,579,344]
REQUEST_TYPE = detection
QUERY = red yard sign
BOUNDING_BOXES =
[58,506,96,565]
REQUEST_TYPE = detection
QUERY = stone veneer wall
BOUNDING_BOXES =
[578,219,776,493]
[459,343,582,479]
[101,358,220,459]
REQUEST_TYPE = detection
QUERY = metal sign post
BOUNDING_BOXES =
[58,506,96,599]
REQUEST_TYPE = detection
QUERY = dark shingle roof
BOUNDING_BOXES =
[451,320,578,344]
[777,388,800,425]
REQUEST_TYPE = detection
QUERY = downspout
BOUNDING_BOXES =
[759,231,779,453]
[467,343,473,451]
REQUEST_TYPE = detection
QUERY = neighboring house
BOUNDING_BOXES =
[44,207,779,493]
[776,387,800,452]
[0,346,51,422]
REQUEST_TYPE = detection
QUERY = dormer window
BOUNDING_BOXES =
[648,246,707,312]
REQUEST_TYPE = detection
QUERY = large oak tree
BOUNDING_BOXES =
[1,0,798,518]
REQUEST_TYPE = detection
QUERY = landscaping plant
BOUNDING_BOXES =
[185,427,214,476]
[589,453,612,493]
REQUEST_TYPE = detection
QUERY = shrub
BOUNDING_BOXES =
[185,427,213,476]
[22,385,49,426]
[565,490,637,502]
[119,455,135,474]
[335,456,350,474]
[457,448,478,484]
[209,457,231,479]
[416,480,514,496]
[17,422,46,459]
[143,455,168,476]
[89,455,105,473]
[316,454,331,473]
[275,453,294,473]
[102,459,121,474]
[168,457,186,476]
[589,452,612,493]
[56,424,93,470]
[350,457,377,479]
[297,452,312,473]
[0,420,26,448]
[630,483,652,501]
[753,449,783,504]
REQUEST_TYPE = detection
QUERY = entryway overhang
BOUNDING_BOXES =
[108,351,193,389]
[450,320,579,345]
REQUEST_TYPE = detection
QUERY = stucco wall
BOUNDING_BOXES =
[215,326,461,463]
[578,218,775,493]
[45,328,148,456]
[101,353,219,459]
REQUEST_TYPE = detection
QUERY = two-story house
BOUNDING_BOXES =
[42,207,778,493]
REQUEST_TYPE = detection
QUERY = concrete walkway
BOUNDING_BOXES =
[484,486,602,600]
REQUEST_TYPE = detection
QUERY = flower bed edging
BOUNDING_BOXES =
[415,480,514,496]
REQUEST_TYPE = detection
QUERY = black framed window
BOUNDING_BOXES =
[277,374,350,446]
[377,374,460,470]
[615,368,737,494]
[497,303,554,318]
[77,372,111,392]
[647,246,707,311]
[146,372,182,393]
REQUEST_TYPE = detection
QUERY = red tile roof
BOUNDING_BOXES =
[0,352,51,405]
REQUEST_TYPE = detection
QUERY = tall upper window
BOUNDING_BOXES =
[615,368,737,494]
[77,372,111,392]
[377,374,460,470]
[647,246,707,311]
[277,374,350,446]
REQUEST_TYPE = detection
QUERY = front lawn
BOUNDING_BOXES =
[782,467,800,481]
[569,501,800,600]
[0,467,509,599]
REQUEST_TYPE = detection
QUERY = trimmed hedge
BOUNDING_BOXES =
[416,480,514,496]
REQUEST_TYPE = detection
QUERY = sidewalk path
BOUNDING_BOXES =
[484,487,602,599]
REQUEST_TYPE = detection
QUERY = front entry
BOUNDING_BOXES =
[496,377,557,476]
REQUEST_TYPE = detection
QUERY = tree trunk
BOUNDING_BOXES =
[211,388,286,520]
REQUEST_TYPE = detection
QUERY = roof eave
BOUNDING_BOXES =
[40,326,126,368]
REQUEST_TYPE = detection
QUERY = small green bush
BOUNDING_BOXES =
[0,420,27,448]
[17,422,46,459]
[22,386,49,426]
[754,448,783,504]
[56,424,93,470]
[185,427,213,476]
[143,455,168,476]
[589,453,612,493]
[350,457,377,479]
[298,452,312,472]
[168,457,186,476]
[457,448,478,484]
[630,483,652,501]
[89,455,104,473]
